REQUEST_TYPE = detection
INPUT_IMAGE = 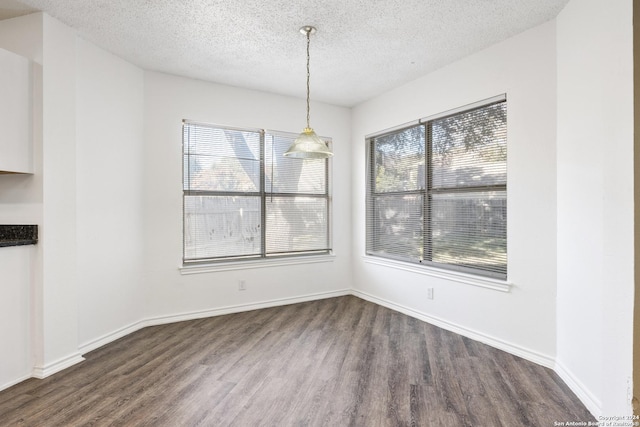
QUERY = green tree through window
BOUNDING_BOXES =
[366,99,507,279]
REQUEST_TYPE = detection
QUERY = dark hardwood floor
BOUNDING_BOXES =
[0,296,594,426]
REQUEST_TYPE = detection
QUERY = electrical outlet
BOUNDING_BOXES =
[239,280,246,291]
[427,288,434,300]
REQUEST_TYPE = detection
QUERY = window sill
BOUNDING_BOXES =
[362,256,511,292]
[180,254,336,275]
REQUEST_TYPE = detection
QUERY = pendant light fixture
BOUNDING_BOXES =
[284,26,333,159]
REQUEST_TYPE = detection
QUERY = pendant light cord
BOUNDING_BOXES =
[306,29,311,130]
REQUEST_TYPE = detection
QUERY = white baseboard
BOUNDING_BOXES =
[351,289,555,369]
[141,289,351,328]
[79,320,148,355]
[555,360,602,419]
[32,352,85,379]
[2,290,351,390]
[352,290,602,419]
[79,289,351,355]
[0,373,33,392]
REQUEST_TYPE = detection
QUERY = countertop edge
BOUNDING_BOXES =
[0,239,38,248]
[0,225,38,247]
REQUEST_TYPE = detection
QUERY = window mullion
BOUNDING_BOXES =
[325,155,330,251]
[184,190,262,197]
[182,123,190,261]
[366,140,376,253]
[424,123,432,263]
[430,184,507,194]
[370,189,425,197]
[260,130,267,258]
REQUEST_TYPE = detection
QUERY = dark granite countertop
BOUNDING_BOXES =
[0,225,38,247]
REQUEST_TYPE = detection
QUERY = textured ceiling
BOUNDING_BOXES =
[0,0,569,106]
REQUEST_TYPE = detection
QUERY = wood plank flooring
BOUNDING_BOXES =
[0,296,594,426]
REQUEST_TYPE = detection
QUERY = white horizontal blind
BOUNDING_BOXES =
[429,102,507,277]
[183,122,331,263]
[183,124,263,261]
[265,132,330,255]
[367,125,425,262]
[366,99,507,279]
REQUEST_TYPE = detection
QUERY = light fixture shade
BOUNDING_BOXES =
[284,128,333,159]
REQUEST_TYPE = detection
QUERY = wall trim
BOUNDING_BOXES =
[79,320,148,355]
[78,288,351,355]
[555,360,602,419]
[363,256,512,292]
[180,254,336,275]
[351,289,555,369]
[141,289,351,327]
[0,373,33,392]
[32,352,85,379]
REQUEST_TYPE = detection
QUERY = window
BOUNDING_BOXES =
[183,121,331,264]
[366,97,507,279]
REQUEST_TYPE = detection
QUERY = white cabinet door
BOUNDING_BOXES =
[0,48,32,174]
[0,245,33,387]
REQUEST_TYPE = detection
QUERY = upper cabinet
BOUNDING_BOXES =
[0,48,32,174]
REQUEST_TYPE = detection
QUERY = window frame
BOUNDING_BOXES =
[365,95,507,280]
[182,120,332,266]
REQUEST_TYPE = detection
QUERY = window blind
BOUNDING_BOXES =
[183,122,331,264]
[366,98,507,279]
[264,132,330,255]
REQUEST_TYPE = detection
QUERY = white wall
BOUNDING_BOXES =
[36,13,82,374]
[0,12,86,380]
[351,22,558,365]
[142,71,352,320]
[75,38,145,349]
[0,13,147,380]
[0,13,43,387]
[556,0,634,417]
